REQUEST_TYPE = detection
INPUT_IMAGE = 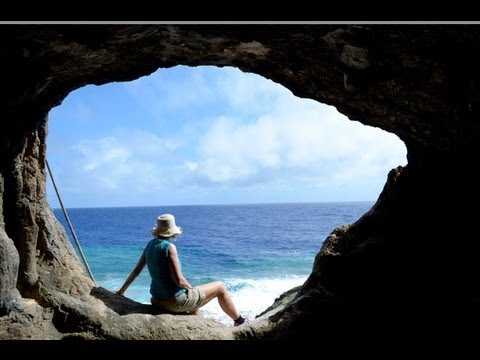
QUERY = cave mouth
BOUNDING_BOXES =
[45,64,407,325]
[5,25,479,340]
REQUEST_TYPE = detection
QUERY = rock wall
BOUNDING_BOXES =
[1,25,479,340]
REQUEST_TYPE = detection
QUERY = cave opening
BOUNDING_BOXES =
[45,64,406,325]
[3,24,480,341]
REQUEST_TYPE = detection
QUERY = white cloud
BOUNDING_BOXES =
[48,66,407,206]
[184,161,199,172]
[124,66,294,121]
[216,68,287,113]
[74,137,131,173]
[188,93,406,188]
[125,66,218,116]
[65,130,181,193]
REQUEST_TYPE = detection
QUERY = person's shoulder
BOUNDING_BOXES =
[166,242,177,257]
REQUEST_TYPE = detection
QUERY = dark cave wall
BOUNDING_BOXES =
[1,24,480,339]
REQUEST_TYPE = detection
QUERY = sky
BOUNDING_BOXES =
[46,65,407,208]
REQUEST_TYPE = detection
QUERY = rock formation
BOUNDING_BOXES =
[1,25,479,341]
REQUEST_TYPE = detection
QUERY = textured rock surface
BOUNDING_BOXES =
[1,25,480,340]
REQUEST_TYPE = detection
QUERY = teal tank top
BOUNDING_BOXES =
[143,238,185,298]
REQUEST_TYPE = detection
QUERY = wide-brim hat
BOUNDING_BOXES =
[151,214,183,238]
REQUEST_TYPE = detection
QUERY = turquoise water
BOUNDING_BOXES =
[54,202,373,325]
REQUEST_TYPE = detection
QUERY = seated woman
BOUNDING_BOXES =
[116,213,247,326]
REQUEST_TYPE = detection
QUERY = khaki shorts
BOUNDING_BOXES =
[151,287,206,313]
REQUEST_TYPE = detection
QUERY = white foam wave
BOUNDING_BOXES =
[200,276,306,326]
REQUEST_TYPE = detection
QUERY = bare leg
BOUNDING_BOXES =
[198,281,240,320]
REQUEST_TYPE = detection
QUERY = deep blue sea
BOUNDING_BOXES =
[53,202,373,325]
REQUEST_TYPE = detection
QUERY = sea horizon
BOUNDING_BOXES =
[50,199,376,211]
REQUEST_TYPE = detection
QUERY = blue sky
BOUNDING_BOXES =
[46,65,407,208]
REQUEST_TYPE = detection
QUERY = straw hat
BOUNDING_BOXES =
[151,214,183,238]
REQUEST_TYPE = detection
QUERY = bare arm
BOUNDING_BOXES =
[168,243,193,289]
[116,252,147,296]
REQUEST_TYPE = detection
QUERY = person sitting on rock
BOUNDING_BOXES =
[116,213,248,327]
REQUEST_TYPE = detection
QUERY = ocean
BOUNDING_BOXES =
[53,202,373,325]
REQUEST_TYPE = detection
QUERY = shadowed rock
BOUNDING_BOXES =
[1,25,480,341]
[90,287,164,316]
